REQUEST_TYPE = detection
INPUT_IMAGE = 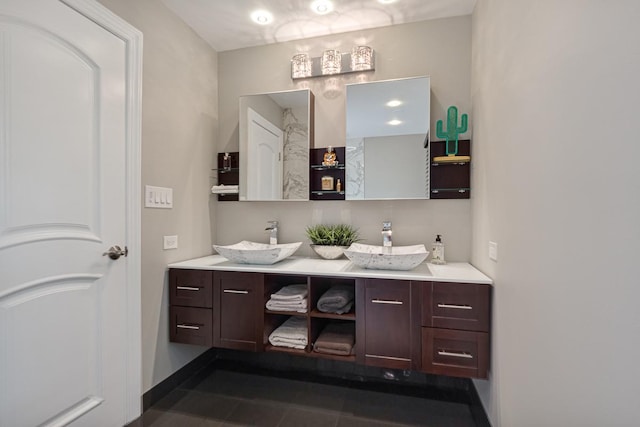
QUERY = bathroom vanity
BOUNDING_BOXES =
[167,256,491,379]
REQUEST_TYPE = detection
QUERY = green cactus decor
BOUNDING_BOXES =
[436,106,468,156]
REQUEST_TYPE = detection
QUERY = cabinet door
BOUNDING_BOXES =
[169,269,213,308]
[169,306,213,346]
[361,279,415,369]
[422,328,489,379]
[214,271,263,351]
[422,282,490,332]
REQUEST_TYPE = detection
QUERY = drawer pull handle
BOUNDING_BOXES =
[177,324,200,330]
[437,303,472,310]
[223,289,249,294]
[176,286,201,291]
[371,299,403,305]
[438,350,473,359]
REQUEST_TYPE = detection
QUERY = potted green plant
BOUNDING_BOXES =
[305,224,360,259]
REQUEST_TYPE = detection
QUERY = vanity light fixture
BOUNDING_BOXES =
[291,53,312,78]
[351,46,374,71]
[311,0,334,15]
[250,9,273,25]
[321,49,342,75]
[291,46,375,79]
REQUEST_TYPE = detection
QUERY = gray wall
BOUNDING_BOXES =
[98,0,218,392]
[471,0,640,425]
[217,17,473,259]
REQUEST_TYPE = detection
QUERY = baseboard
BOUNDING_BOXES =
[141,348,216,411]
[469,380,492,427]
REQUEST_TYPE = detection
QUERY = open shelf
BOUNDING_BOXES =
[310,309,355,321]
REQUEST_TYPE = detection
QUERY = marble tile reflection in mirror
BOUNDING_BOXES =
[239,89,314,201]
[345,77,430,200]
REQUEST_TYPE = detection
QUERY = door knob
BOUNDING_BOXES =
[103,245,128,260]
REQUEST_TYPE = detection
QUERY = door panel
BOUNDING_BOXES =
[0,1,141,425]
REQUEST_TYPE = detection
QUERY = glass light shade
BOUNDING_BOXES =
[291,53,312,78]
[351,46,373,71]
[321,49,341,75]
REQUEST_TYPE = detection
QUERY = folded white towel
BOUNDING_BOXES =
[270,284,308,301]
[266,298,308,313]
[268,317,308,349]
[211,184,239,194]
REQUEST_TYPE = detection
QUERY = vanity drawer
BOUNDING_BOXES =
[169,306,213,346]
[421,327,488,379]
[169,269,213,308]
[422,282,490,332]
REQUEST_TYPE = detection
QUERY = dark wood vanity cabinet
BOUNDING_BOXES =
[169,268,492,380]
[169,269,213,346]
[420,281,491,379]
[213,271,264,352]
[356,279,421,370]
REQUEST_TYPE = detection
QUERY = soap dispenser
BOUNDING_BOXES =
[431,234,446,265]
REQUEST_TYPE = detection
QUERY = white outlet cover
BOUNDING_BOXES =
[489,241,498,262]
[164,235,178,250]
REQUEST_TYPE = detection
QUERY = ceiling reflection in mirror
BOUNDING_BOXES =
[239,89,314,201]
[345,76,430,200]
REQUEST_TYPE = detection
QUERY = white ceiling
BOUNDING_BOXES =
[160,0,476,52]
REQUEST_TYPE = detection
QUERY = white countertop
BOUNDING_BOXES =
[168,255,493,284]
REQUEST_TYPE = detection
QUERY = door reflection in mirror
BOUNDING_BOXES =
[239,90,314,201]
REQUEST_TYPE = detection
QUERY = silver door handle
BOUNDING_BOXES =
[371,299,403,305]
[438,350,473,359]
[176,286,201,291]
[176,324,200,330]
[223,289,249,294]
[103,245,128,260]
[437,303,472,310]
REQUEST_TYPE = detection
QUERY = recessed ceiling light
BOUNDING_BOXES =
[311,0,334,15]
[250,10,273,25]
[378,0,398,4]
[386,100,403,107]
[388,119,402,126]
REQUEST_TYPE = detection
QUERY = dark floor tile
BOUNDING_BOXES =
[335,416,403,427]
[278,407,339,427]
[291,382,347,413]
[342,388,475,427]
[169,390,241,420]
[224,400,287,427]
[136,409,219,427]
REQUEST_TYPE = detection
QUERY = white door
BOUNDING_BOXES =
[247,108,283,200]
[0,1,142,426]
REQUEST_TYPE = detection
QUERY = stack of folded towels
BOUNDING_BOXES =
[268,317,308,350]
[265,284,308,313]
[313,322,355,356]
[317,285,354,314]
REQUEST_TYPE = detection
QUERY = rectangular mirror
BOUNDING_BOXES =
[345,76,430,200]
[239,89,314,201]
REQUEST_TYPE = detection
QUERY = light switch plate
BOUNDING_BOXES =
[489,241,498,262]
[145,185,173,209]
[164,235,178,250]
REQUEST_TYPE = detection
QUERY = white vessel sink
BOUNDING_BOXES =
[344,243,429,271]
[213,241,302,265]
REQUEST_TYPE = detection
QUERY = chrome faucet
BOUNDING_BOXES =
[382,221,392,247]
[265,221,278,245]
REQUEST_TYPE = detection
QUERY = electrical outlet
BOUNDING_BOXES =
[164,235,178,250]
[489,241,498,262]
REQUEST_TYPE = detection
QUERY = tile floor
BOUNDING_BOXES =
[130,364,479,427]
